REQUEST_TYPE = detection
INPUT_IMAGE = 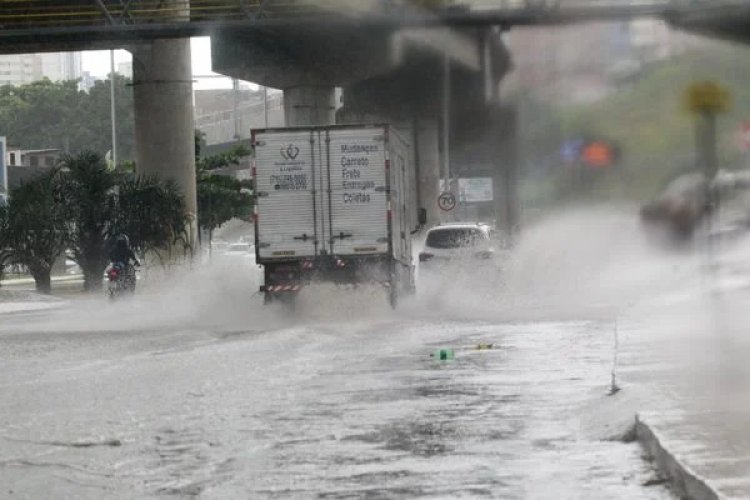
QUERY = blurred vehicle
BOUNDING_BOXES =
[419,223,495,272]
[218,242,256,264]
[225,242,254,255]
[640,172,709,242]
[105,262,137,300]
[641,170,750,243]
[65,258,81,275]
[211,239,229,253]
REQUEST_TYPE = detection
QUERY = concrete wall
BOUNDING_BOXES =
[196,93,285,145]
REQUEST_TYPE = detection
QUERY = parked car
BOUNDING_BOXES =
[419,223,496,272]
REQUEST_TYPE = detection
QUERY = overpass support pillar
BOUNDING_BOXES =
[493,105,519,236]
[283,86,336,126]
[414,119,441,226]
[132,38,197,246]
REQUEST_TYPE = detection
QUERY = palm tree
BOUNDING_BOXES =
[58,150,189,291]
[57,151,118,291]
[0,172,69,293]
[111,175,189,263]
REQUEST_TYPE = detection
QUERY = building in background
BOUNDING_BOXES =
[4,147,62,191]
[0,54,42,86]
[5,148,62,169]
[39,53,82,82]
[0,52,82,86]
[78,71,98,92]
[117,61,133,79]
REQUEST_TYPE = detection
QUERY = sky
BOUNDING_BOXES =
[81,37,257,90]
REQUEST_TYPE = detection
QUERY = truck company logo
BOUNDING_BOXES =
[280,144,300,160]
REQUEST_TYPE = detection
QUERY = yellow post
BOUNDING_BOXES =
[684,81,730,182]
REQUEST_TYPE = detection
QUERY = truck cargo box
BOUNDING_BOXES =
[252,124,417,307]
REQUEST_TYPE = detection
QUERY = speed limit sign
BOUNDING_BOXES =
[438,192,456,212]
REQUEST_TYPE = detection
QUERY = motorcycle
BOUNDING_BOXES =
[106,262,137,299]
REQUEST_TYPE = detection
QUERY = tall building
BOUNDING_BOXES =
[0,52,82,86]
[0,54,42,86]
[39,52,82,82]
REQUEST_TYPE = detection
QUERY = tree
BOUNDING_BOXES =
[111,176,190,261]
[0,76,135,161]
[0,172,69,293]
[57,151,118,291]
[194,133,254,243]
[57,151,189,290]
[79,74,136,161]
[197,174,253,242]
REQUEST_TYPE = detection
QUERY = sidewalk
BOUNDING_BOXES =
[619,280,750,499]
[0,289,66,314]
[0,275,80,314]
[1,273,82,287]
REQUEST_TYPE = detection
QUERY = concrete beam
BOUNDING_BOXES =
[210,24,508,90]
[394,28,481,72]
[211,27,397,89]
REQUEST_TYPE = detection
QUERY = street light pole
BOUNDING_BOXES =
[441,53,451,192]
[263,85,269,127]
[109,50,118,169]
[233,78,240,140]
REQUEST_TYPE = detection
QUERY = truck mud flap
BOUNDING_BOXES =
[260,285,302,293]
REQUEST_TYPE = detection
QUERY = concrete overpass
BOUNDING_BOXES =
[2,0,746,236]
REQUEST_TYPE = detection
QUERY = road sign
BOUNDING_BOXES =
[458,177,493,203]
[560,139,584,164]
[438,192,456,211]
[581,141,615,168]
[684,81,730,115]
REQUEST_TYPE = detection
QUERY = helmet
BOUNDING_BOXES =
[115,234,130,247]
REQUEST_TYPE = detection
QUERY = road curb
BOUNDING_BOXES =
[636,413,724,500]
[1,274,83,287]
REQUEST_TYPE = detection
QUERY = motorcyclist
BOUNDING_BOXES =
[109,234,140,269]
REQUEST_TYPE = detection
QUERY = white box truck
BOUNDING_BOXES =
[252,124,420,308]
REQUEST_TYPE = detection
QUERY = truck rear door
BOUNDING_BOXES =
[325,127,389,256]
[254,130,320,260]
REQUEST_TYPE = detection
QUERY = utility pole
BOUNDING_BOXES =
[263,85,269,127]
[685,80,730,280]
[441,53,451,192]
[233,78,240,140]
[109,50,118,169]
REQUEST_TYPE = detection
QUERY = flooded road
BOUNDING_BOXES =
[0,309,669,498]
[0,207,690,498]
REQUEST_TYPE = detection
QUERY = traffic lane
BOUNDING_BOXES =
[0,318,671,499]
